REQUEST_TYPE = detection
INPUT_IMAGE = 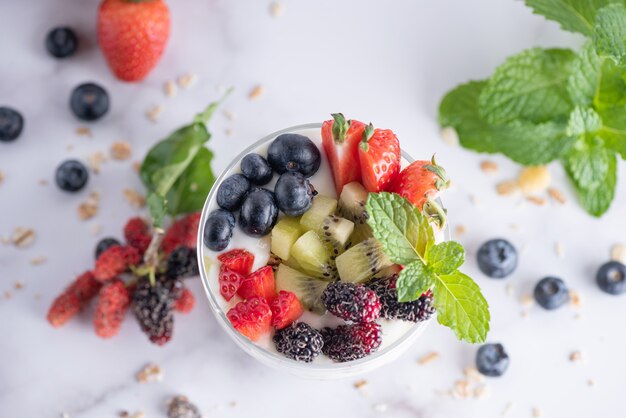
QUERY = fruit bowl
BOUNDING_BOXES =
[197,123,448,379]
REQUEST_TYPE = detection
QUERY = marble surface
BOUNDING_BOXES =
[1,0,625,417]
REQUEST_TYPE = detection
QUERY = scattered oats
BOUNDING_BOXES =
[66,143,75,152]
[38,179,48,186]
[505,283,515,297]
[569,350,585,363]
[90,223,102,236]
[88,151,107,174]
[12,227,36,248]
[118,411,129,418]
[225,128,233,136]
[502,401,515,416]
[130,412,145,418]
[454,225,466,236]
[587,378,596,387]
[222,110,235,120]
[452,379,472,399]
[146,104,164,122]
[78,192,100,220]
[480,160,498,174]
[440,127,459,146]
[136,363,164,383]
[270,1,285,17]
[510,223,519,230]
[518,166,551,195]
[418,351,440,365]
[14,281,24,290]
[1,236,9,245]
[132,161,141,173]
[177,73,198,89]
[248,85,264,100]
[4,291,12,299]
[164,80,177,97]
[474,384,490,399]
[496,180,518,196]
[532,407,543,418]
[123,188,146,209]
[526,195,546,206]
[463,366,485,383]
[30,256,47,266]
[353,379,368,389]
[548,187,566,204]
[372,403,388,413]
[520,294,534,307]
[610,243,626,264]
[76,126,92,138]
[111,141,132,161]
[0,170,4,185]
[570,290,582,308]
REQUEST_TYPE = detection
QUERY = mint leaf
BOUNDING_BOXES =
[146,192,167,228]
[568,43,603,106]
[365,192,433,265]
[479,48,576,125]
[598,105,626,157]
[567,106,603,136]
[596,59,626,108]
[525,0,619,36]
[564,138,617,216]
[425,241,465,275]
[396,260,436,303]
[166,147,215,215]
[433,271,490,344]
[593,3,626,65]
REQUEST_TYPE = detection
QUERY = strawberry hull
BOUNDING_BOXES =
[321,116,366,195]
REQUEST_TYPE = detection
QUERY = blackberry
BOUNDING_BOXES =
[94,237,121,259]
[132,277,180,345]
[166,246,199,279]
[367,275,435,322]
[321,322,382,362]
[321,281,381,323]
[168,396,202,418]
[273,322,324,363]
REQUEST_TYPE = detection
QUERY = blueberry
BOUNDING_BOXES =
[95,237,121,259]
[596,261,626,295]
[534,276,569,310]
[204,209,235,251]
[0,107,24,142]
[239,188,279,237]
[274,172,316,216]
[476,343,509,377]
[477,239,518,279]
[55,160,89,192]
[267,133,321,177]
[46,27,78,58]
[240,153,273,185]
[70,83,109,121]
[216,174,250,211]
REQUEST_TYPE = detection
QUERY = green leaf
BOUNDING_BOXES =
[479,48,576,125]
[146,192,167,229]
[425,241,465,275]
[564,138,617,216]
[433,271,491,344]
[593,3,626,65]
[598,105,626,157]
[568,43,603,106]
[525,0,620,36]
[566,106,603,136]
[396,260,436,303]
[595,59,626,108]
[166,147,216,215]
[365,192,433,265]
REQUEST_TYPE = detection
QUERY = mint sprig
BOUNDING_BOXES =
[439,1,626,218]
[366,193,490,344]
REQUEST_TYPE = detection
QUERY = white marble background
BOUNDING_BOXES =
[1,0,625,417]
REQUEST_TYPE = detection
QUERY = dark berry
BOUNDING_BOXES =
[240,153,273,185]
[216,174,250,211]
[267,133,321,177]
[239,188,278,237]
[367,275,435,322]
[203,209,235,251]
[166,246,199,279]
[477,239,518,279]
[476,343,509,377]
[321,322,382,362]
[274,172,316,217]
[70,83,109,121]
[45,26,78,58]
[596,261,626,295]
[94,237,121,259]
[168,396,202,418]
[273,322,324,363]
[0,107,24,142]
[534,276,569,310]
[55,159,89,192]
[322,281,381,323]
[132,277,178,345]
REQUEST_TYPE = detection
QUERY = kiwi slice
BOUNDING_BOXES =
[275,264,328,314]
[335,238,392,283]
[319,215,354,258]
[300,195,337,231]
[271,216,303,260]
[337,181,372,244]
[290,230,337,280]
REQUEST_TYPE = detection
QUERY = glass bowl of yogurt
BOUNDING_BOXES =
[197,123,448,379]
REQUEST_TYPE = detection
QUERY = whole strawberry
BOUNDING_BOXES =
[97,0,170,82]
[358,123,401,193]
[47,271,102,327]
[94,279,130,338]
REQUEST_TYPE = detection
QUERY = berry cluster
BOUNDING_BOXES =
[47,213,200,345]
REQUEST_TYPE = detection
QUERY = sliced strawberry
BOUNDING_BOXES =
[389,156,450,227]
[238,266,275,300]
[358,124,401,192]
[269,291,304,329]
[322,113,366,195]
[219,265,245,301]
[227,296,272,341]
[217,249,254,275]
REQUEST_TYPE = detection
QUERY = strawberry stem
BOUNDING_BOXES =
[331,113,350,143]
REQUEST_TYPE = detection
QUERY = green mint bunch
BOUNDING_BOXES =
[438,0,626,217]
[366,193,490,344]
